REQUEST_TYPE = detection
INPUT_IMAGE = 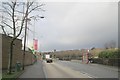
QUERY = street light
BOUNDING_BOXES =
[22,17,31,70]
[22,16,44,70]
[33,16,44,50]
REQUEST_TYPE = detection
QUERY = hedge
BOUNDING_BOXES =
[98,49,120,59]
[92,58,120,66]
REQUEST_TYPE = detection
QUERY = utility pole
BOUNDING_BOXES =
[22,2,29,70]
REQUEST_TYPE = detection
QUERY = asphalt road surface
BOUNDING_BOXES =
[19,60,119,79]
[43,60,90,78]
[55,60,118,78]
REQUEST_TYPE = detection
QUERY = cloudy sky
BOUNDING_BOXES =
[1,0,118,52]
[26,1,118,52]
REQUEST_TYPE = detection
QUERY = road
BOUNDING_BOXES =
[19,60,119,79]
[43,60,90,78]
[54,60,118,78]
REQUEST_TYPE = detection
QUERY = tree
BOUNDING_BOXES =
[104,40,116,49]
[0,0,44,74]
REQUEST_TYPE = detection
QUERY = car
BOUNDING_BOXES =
[46,58,53,63]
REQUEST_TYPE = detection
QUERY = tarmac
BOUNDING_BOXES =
[17,60,119,80]
[18,60,45,78]
[18,60,89,79]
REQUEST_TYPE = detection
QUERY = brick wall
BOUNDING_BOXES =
[23,50,35,66]
[2,34,22,69]
[35,52,42,60]
[1,34,36,70]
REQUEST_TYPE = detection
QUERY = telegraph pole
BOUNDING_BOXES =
[22,2,29,70]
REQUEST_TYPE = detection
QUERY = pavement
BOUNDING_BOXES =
[18,60,45,78]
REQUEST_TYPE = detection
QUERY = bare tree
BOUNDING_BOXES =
[109,40,116,48]
[104,43,109,49]
[104,40,116,49]
[0,0,44,74]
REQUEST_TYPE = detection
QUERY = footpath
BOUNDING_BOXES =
[18,60,45,78]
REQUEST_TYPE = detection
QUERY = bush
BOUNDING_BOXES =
[98,49,120,59]
[92,58,120,66]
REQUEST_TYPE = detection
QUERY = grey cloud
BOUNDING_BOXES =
[27,2,118,52]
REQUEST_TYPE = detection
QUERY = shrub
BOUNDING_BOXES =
[98,49,120,59]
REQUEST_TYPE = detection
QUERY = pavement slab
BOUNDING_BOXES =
[19,60,45,78]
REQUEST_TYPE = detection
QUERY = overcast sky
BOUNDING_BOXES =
[0,0,118,52]
[25,1,118,52]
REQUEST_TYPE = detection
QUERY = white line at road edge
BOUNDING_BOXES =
[42,60,48,78]
[80,71,97,78]
[59,61,96,78]
[42,60,96,78]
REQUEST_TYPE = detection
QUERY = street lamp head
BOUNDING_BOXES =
[40,16,44,18]
[27,18,31,21]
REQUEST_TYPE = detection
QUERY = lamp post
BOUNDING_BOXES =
[22,1,44,69]
[22,18,31,70]
[32,16,44,52]
[22,2,29,70]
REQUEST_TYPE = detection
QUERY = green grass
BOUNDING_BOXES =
[2,70,24,80]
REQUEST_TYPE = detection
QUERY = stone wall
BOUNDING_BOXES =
[23,50,35,66]
[1,34,36,70]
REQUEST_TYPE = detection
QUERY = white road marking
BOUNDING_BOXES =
[43,61,94,78]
